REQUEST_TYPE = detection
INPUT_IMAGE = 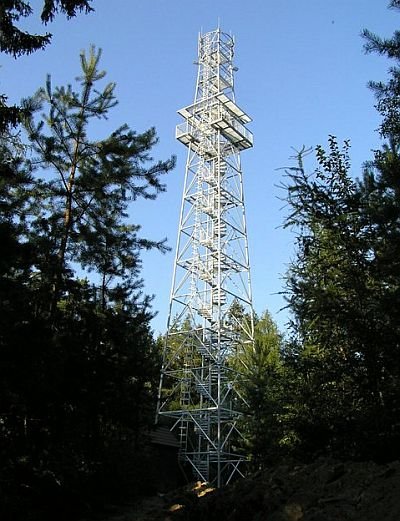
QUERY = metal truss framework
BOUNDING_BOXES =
[157,28,254,487]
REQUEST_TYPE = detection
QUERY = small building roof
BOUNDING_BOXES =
[150,426,180,448]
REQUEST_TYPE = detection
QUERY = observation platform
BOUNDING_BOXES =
[176,93,253,153]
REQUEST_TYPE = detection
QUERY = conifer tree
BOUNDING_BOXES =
[240,311,285,467]
[22,46,175,312]
[0,46,174,518]
[282,133,400,460]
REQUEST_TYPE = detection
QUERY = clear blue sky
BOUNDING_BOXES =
[1,0,398,335]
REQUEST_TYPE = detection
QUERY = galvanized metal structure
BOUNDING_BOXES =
[157,28,254,487]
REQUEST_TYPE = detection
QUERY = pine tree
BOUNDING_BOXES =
[21,46,175,313]
[0,46,174,518]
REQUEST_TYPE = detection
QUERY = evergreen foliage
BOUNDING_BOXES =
[0,0,94,131]
[21,45,174,313]
[273,5,400,461]
[0,47,174,520]
[235,311,285,468]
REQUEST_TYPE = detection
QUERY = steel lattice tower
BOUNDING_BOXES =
[157,28,254,487]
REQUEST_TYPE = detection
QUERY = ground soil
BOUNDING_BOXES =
[99,458,400,521]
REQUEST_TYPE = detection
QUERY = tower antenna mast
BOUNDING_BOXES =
[157,28,254,487]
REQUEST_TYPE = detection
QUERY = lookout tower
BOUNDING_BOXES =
[156,28,254,487]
